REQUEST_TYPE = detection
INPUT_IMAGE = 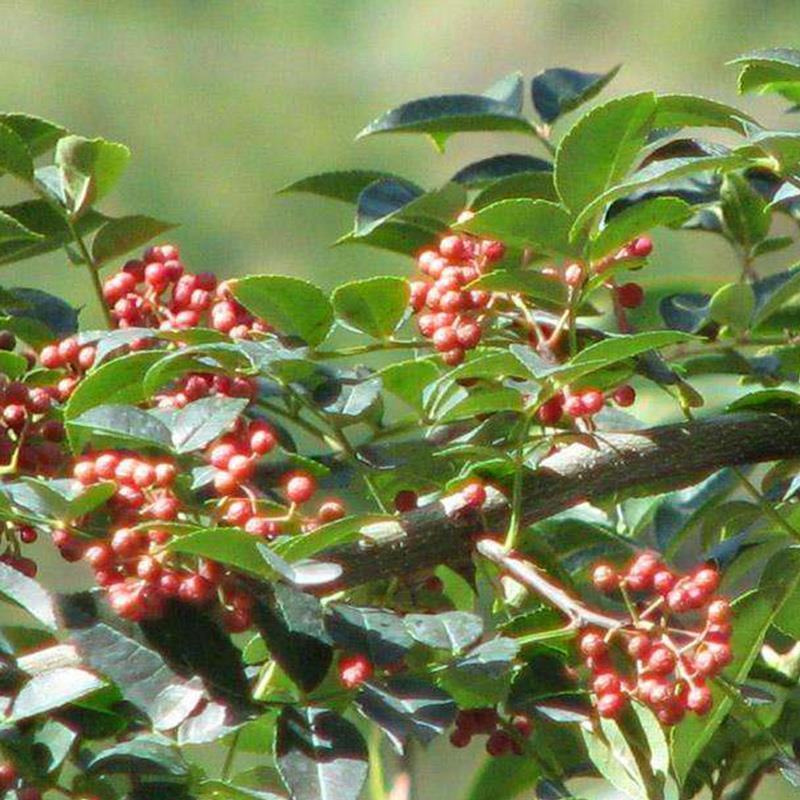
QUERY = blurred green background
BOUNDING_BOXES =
[3,1,800,797]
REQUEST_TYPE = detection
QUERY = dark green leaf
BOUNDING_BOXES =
[451,154,552,187]
[355,677,456,750]
[472,171,559,209]
[326,604,413,667]
[169,396,249,454]
[752,266,800,327]
[91,215,177,265]
[0,561,57,630]
[437,638,520,708]
[7,287,78,338]
[0,351,28,379]
[232,276,333,347]
[0,113,66,157]
[251,584,332,693]
[278,170,400,203]
[276,708,367,800]
[67,404,173,453]
[404,611,483,653]
[436,386,523,423]
[531,65,620,123]
[332,277,409,338]
[554,93,656,213]
[659,292,712,333]
[0,121,34,181]
[720,172,769,248]
[334,219,440,256]
[378,358,440,413]
[87,733,189,778]
[356,72,535,150]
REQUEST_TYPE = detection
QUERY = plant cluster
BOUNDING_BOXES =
[1,48,800,800]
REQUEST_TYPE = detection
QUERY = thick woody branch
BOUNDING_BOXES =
[308,411,800,593]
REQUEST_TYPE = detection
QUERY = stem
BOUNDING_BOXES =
[733,466,800,543]
[68,217,114,327]
[504,414,534,549]
[221,729,240,781]
[312,337,514,360]
[476,538,624,628]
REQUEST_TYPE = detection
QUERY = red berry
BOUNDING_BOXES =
[564,262,583,286]
[627,633,652,660]
[394,490,418,512]
[18,525,37,544]
[461,481,486,508]
[40,344,63,368]
[612,385,636,407]
[686,684,712,715]
[249,423,277,455]
[536,395,563,425]
[432,326,459,353]
[563,395,585,418]
[579,630,607,658]
[284,471,316,504]
[214,470,240,495]
[227,454,255,482]
[73,459,98,485]
[596,692,626,718]
[84,543,114,570]
[630,236,653,258]
[57,337,79,363]
[441,347,465,366]
[693,649,719,677]
[693,568,720,594]
[593,672,621,695]
[707,599,731,624]
[618,282,644,309]
[95,452,120,479]
[449,728,472,748]
[208,442,239,470]
[456,322,481,349]
[592,563,619,593]
[178,574,214,605]
[0,762,17,792]
[482,240,505,262]
[338,653,373,689]
[652,569,677,595]
[647,645,676,675]
[154,462,177,486]
[244,516,278,538]
[318,500,346,524]
[485,730,513,757]
[511,713,533,738]
[150,495,179,521]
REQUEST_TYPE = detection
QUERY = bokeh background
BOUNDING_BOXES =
[3,1,800,797]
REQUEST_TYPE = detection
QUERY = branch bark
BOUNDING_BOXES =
[308,411,800,593]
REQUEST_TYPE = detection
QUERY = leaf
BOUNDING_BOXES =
[0,121,34,181]
[456,199,576,256]
[531,65,621,123]
[720,173,769,248]
[467,269,567,306]
[752,266,800,327]
[356,72,535,150]
[0,211,42,245]
[404,611,483,653]
[278,170,400,203]
[452,154,552,187]
[378,358,440,413]
[652,94,754,134]
[167,528,275,580]
[354,180,465,237]
[87,733,189,778]
[0,561,58,630]
[0,351,29,379]
[659,293,712,333]
[91,215,177,265]
[64,351,163,419]
[12,667,104,721]
[67,404,173,453]
[437,638,520,708]
[472,172,559,209]
[708,282,755,333]
[232,276,333,347]
[592,197,690,259]
[275,706,368,800]
[355,677,456,750]
[7,287,78,338]
[752,235,794,258]
[251,583,332,693]
[169,396,249,454]
[326,605,413,667]
[0,113,66,158]
[197,781,284,800]
[55,135,130,213]
[730,48,800,95]
[671,547,800,782]
[465,753,541,800]
[436,386,523,424]
[554,93,657,213]
[738,130,800,172]
[334,219,440,256]
[272,514,386,563]
[581,717,647,799]
[726,389,800,413]
[332,277,409,338]
[570,153,749,237]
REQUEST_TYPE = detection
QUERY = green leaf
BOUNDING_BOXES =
[91,215,177,265]
[720,173,769,248]
[752,235,793,258]
[592,197,691,259]
[405,611,483,653]
[55,135,131,213]
[730,48,800,95]
[472,171,558,209]
[252,584,332,694]
[0,121,34,181]
[272,515,384,563]
[232,276,333,347]
[276,706,368,800]
[570,153,748,237]
[12,667,104,721]
[531,64,621,123]
[378,358,440,413]
[467,268,567,306]
[0,113,66,157]
[168,396,249,454]
[708,282,755,333]
[437,638,519,708]
[278,170,400,203]
[652,94,755,134]
[436,386,523,423]
[726,389,800,413]
[87,733,189,778]
[167,528,275,580]
[465,753,541,800]
[737,130,800,172]
[0,561,57,630]
[67,404,173,453]
[456,199,576,256]
[0,351,29,379]
[554,93,657,213]
[334,219,440,256]
[356,72,535,150]
[332,277,409,338]
[581,716,648,799]
[64,351,163,419]
[0,211,43,245]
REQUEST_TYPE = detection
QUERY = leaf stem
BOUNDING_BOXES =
[221,729,240,781]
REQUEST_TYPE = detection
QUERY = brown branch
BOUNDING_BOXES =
[305,411,800,593]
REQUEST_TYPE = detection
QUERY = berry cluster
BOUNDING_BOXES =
[449,707,532,756]
[102,244,270,337]
[410,212,505,366]
[0,524,38,577]
[581,552,731,724]
[155,371,257,409]
[536,383,636,425]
